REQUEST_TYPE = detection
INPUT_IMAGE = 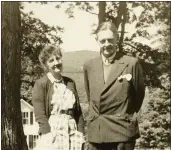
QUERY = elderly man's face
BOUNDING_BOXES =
[97,29,118,58]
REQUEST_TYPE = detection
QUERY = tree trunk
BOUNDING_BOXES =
[2,2,28,150]
[98,2,106,24]
[115,2,127,29]
[118,3,127,53]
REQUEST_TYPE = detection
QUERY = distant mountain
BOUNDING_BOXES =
[62,50,99,72]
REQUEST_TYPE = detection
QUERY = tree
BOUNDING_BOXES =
[2,2,28,150]
[98,2,106,24]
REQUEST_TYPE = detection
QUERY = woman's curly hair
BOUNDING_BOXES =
[38,45,62,66]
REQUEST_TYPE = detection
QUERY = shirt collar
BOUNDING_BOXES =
[47,72,63,84]
[101,52,116,65]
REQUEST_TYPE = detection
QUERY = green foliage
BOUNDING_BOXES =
[21,10,63,64]
[137,87,170,149]
[123,38,170,88]
[132,2,170,24]
[123,2,170,89]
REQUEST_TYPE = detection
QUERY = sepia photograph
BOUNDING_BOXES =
[1,1,170,150]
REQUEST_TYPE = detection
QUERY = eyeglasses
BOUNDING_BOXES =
[99,38,114,44]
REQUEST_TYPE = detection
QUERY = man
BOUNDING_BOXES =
[83,21,145,150]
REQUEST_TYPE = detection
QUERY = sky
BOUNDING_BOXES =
[22,2,99,52]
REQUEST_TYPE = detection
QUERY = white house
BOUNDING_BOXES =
[21,99,39,150]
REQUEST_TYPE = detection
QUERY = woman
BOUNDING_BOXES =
[32,45,85,150]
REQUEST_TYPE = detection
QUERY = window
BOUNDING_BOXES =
[29,135,39,149]
[22,112,28,124]
[30,112,33,125]
[29,135,33,149]
[33,135,39,148]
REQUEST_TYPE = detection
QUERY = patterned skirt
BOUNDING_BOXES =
[34,114,85,150]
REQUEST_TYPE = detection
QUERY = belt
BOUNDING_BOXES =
[60,109,73,116]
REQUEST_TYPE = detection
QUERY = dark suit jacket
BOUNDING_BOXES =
[83,54,145,143]
[32,75,85,135]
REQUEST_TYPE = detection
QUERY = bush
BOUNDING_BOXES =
[136,87,170,149]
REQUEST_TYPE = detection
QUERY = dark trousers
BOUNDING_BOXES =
[89,141,136,150]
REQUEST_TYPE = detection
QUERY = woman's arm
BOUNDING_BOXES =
[32,80,50,135]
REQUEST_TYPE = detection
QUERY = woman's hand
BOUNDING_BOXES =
[51,132,56,143]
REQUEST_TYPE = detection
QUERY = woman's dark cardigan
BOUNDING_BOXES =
[32,75,85,135]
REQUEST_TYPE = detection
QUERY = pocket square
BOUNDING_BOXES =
[118,74,132,81]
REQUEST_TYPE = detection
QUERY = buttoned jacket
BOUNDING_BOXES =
[83,54,145,143]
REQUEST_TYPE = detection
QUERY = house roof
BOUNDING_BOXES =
[21,99,34,110]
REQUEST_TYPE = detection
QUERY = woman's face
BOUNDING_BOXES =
[45,54,62,74]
